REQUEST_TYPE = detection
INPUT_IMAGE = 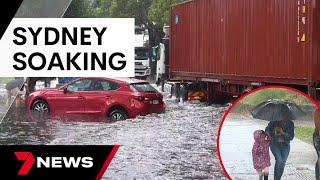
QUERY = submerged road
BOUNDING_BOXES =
[0,94,228,179]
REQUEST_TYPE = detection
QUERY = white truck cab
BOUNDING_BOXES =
[134,27,151,79]
[154,26,170,84]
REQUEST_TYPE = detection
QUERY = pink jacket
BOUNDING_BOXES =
[252,130,271,170]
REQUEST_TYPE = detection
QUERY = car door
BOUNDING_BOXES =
[52,79,92,115]
[81,79,119,115]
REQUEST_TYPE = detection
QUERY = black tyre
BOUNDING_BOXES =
[108,109,128,121]
[31,100,50,115]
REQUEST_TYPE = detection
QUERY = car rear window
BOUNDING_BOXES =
[130,83,158,93]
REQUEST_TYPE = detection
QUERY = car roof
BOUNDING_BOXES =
[109,77,148,84]
[80,77,148,84]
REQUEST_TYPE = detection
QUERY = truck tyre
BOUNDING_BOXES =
[172,83,180,98]
[179,84,188,101]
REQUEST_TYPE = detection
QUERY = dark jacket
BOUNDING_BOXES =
[265,120,294,146]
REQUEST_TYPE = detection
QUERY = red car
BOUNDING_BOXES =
[26,77,165,121]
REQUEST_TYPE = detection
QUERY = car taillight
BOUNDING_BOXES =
[134,96,150,101]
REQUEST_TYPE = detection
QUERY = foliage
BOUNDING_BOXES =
[148,0,183,26]
[295,126,314,144]
[92,0,112,17]
[109,0,153,26]
[64,0,186,45]
[63,0,98,17]
[0,78,14,84]
[240,89,312,106]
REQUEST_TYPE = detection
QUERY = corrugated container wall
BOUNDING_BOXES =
[170,0,320,86]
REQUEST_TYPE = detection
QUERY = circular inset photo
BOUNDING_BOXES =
[217,86,319,180]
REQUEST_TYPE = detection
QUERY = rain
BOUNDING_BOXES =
[0,87,228,179]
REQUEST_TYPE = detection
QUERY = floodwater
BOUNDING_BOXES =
[0,92,228,179]
[0,84,7,119]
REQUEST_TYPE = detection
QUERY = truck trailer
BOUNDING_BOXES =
[158,0,320,102]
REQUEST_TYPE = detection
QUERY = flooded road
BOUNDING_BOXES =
[0,84,7,119]
[0,94,228,179]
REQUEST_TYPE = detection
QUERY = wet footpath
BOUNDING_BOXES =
[0,84,7,119]
[220,117,316,180]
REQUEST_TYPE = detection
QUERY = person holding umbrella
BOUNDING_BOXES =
[265,117,294,180]
[251,99,306,180]
[5,77,24,107]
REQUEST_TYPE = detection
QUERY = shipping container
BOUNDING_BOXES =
[169,0,320,100]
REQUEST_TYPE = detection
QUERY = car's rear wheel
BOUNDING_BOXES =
[108,109,128,121]
[31,100,50,115]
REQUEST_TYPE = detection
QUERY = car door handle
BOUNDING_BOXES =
[78,96,85,100]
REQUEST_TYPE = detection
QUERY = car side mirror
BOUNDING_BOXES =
[63,87,68,93]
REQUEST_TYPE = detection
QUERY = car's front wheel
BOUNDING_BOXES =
[31,100,50,115]
[108,109,128,121]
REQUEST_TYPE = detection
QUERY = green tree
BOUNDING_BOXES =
[108,0,152,26]
[92,0,112,17]
[64,0,186,45]
[148,0,183,26]
[147,0,185,46]
[63,0,97,17]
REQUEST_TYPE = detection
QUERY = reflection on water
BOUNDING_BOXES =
[0,84,7,119]
[0,97,228,179]
[0,109,56,144]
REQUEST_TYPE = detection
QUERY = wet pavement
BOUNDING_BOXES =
[0,84,7,119]
[219,117,316,180]
[0,93,228,179]
[0,106,6,120]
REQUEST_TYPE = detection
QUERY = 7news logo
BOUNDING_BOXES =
[0,145,118,180]
[15,152,93,175]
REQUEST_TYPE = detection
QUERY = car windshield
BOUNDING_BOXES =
[130,83,158,93]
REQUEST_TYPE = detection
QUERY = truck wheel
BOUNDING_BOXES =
[108,109,128,121]
[172,83,180,98]
[179,84,187,101]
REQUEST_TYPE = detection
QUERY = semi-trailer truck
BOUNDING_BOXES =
[155,0,320,102]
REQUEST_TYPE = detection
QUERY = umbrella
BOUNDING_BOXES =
[5,78,24,91]
[250,99,306,121]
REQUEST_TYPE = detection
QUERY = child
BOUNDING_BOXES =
[252,130,271,180]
